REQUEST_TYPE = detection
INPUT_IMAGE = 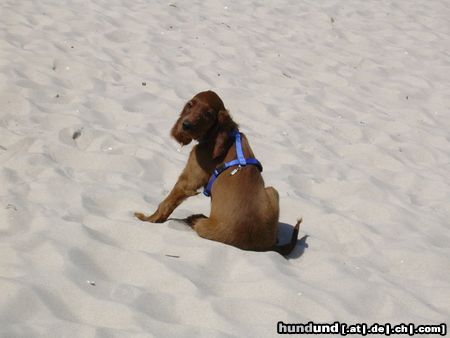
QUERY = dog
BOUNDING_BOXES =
[135,90,300,255]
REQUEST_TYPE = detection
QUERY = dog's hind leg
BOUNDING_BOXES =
[265,186,280,242]
[184,214,208,228]
[265,186,280,213]
[191,217,226,243]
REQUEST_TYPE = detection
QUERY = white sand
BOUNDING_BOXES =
[1,0,449,337]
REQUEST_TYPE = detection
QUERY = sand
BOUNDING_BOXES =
[1,0,449,337]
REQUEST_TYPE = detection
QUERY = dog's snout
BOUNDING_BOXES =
[182,120,192,131]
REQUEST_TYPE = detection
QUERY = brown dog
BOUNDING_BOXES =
[135,90,300,255]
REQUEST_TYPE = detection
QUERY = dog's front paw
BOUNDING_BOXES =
[134,212,148,221]
[134,211,166,223]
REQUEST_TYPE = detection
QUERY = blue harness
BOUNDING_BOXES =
[203,130,263,197]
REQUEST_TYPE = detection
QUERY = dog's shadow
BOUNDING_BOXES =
[277,222,308,259]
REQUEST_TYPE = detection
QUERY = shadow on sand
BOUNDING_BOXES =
[277,221,308,260]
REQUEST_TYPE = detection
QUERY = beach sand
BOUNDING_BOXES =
[1,0,449,337]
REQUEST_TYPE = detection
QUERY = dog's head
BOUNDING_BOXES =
[171,90,237,158]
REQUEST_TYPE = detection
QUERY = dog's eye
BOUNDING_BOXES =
[205,110,214,118]
[187,101,193,108]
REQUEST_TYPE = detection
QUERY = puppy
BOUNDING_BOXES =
[135,90,300,254]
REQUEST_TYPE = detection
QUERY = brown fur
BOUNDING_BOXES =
[135,90,300,254]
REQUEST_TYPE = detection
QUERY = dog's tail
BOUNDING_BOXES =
[272,218,302,256]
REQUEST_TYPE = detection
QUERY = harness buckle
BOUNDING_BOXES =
[230,165,242,176]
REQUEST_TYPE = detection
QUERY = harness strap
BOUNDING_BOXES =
[203,131,263,197]
[234,131,247,166]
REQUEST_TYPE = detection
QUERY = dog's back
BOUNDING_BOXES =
[206,134,279,250]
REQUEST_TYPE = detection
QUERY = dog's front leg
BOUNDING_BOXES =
[135,178,199,223]
[135,146,209,223]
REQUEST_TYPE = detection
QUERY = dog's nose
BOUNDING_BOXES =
[182,120,192,131]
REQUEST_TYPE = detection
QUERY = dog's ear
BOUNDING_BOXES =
[212,130,229,159]
[212,110,237,159]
